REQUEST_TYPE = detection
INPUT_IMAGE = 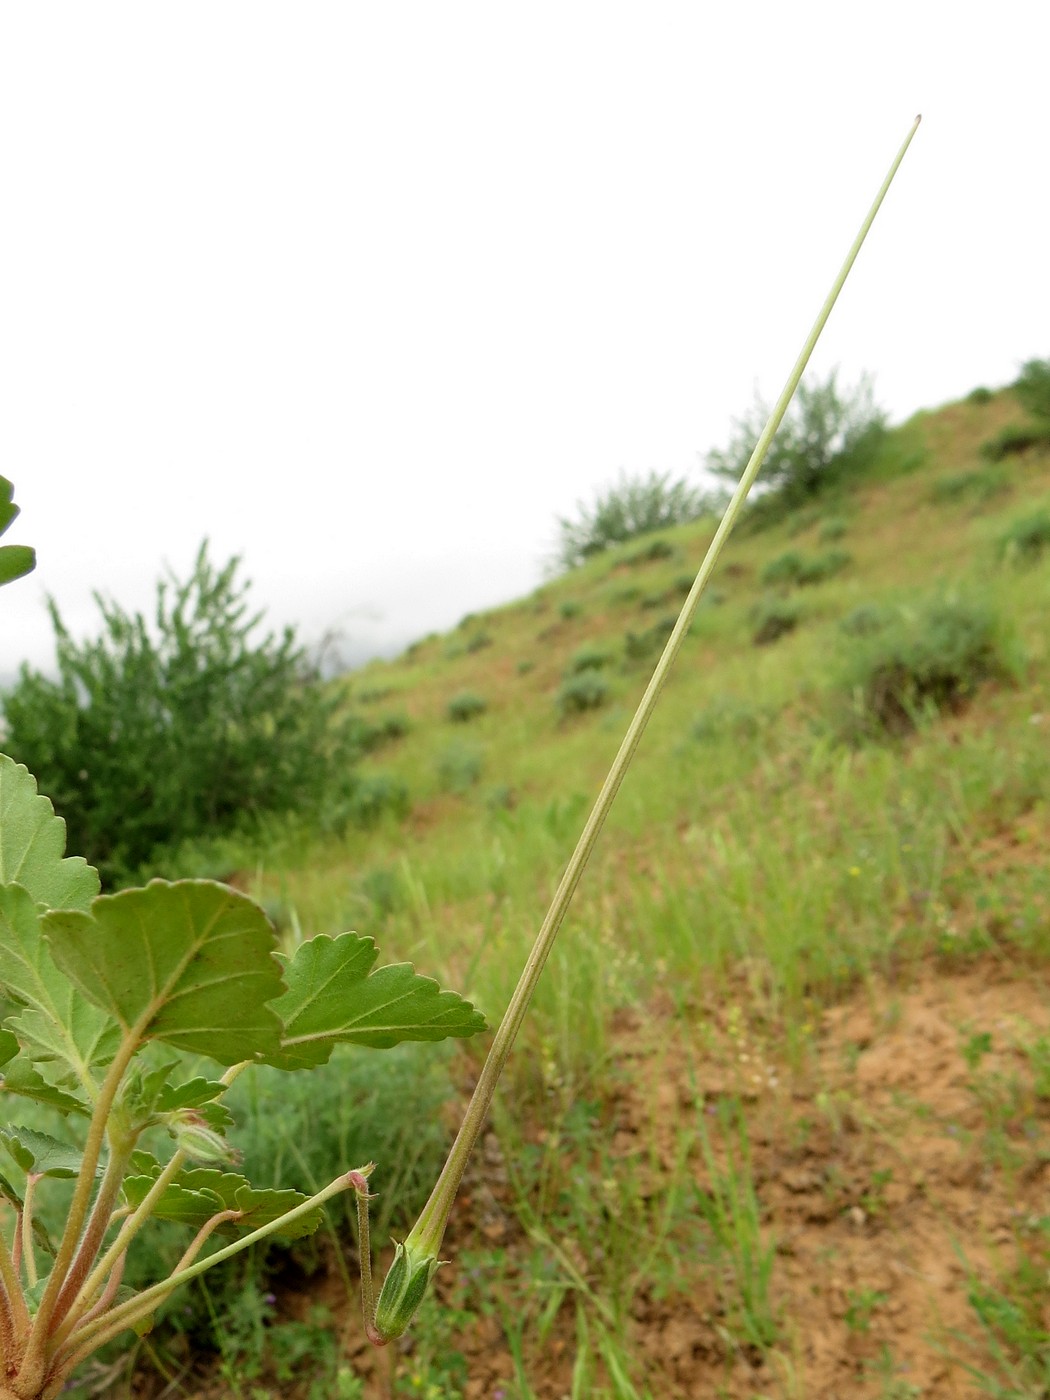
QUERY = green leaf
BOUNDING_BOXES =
[0,1125,85,1178]
[0,883,119,1092]
[0,1028,17,1066]
[0,756,99,912]
[1,1052,90,1116]
[122,1167,323,1239]
[0,545,36,587]
[43,880,285,1066]
[0,477,17,536]
[155,1077,229,1114]
[264,931,488,1071]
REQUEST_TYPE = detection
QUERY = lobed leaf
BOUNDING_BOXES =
[263,930,488,1071]
[43,880,285,1066]
[122,1165,323,1239]
[0,756,99,912]
[0,1125,85,1178]
[0,883,119,1094]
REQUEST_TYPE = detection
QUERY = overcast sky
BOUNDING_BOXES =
[3,4,1048,680]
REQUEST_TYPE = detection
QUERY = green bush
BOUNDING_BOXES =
[436,740,484,792]
[692,697,764,743]
[929,468,1010,507]
[356,711,410,751]
[967,385,994,405]
[819,516,849,542]
[761,551,805,587]
[837,597,1020,738]
[839,604,889,638]
[996,510,1050,566]
[465,631,493,653]
[558,599,582,620]
[750,599,801,646]
[624,615,677,664]
[1013,356,1050,428]
[342,773,410,827]
[566,645,615,674]
[554,472,716,570]
[706,369,886,505]
[621,537,676,566]
[761,549,851,589]
[1,543,362,885]
[446,691,488,723]
[980,424,1049,462]
[556,672,610,716]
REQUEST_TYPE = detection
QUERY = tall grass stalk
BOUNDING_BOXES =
[361,116,922,1343]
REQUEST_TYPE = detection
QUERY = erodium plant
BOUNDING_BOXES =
[0,116,919,1398]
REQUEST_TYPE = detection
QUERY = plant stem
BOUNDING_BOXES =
[403,113,922,1263]
[61,1169,356,1364]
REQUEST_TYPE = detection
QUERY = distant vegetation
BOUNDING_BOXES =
[554,469,718,571]
[705,368,887,507]
[1,543,374,884]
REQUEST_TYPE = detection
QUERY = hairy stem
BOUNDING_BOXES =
[404,113,922,1264]
[19,1179,39,1290]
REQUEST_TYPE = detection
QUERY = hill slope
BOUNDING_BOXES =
[198,387,1050,1399]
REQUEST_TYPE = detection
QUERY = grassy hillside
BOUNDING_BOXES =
[135,388,1050,1399]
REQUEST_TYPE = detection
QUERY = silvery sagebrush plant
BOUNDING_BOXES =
[0,116,918,1398]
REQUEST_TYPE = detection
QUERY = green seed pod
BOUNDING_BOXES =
[372,1240,440,1342]
[168,1113,241,1167]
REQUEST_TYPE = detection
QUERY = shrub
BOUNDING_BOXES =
[692,697,764,743]
[706,369,887,505]
[929,468,1010,507]
[996,510,1050,566]
[621,537,676,566]
[761,551,805,587]
[556,672,610,716]
[751,599,801,646]
[1,543,362,885]
[967,386,994,405]
[838,597,1020,738]
[760,550,851,589]
[465,631,493,653]
[554,471,716,570]
[436,740,484,792]
[624,615,677,664]
[1013,357,1050,429]
[839,604,889,638]
[980,424,1049,462]
[819,516,849,542]
[357,711,410,751]
[446,691,488,723]
[558,599,582,620]
[567,645,615,674]
[342,773,410,827]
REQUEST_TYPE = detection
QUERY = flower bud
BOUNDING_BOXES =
[168,1112,242,1167]
[372,1240,440,1342]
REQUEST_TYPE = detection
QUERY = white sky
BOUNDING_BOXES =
[3,4,1048,679]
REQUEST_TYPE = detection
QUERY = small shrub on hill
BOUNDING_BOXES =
[343,773,410,827]
[967,386,994,405]
[929,468,1010,507]
[556,672,610,716]
[554,471,715,570]
[692,697,764,743]
[0,543,363,885]
[706,369,887,506]
[837,597,1021,738]
[761,550,851,589]
[1013,356,1050,428]
[357,711,410,751]
[624,615,677,664]
[819,516,849,542]
[465,631,493,653]
[980,425,1048,462]
[996,510,1050,566]
[751,598,801,646]
[567,645,615,674]
[436,740,484,792]
[559,599,582,620]
[621,537,676,566]
[839,604,889,638]
[446,691,488,723]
